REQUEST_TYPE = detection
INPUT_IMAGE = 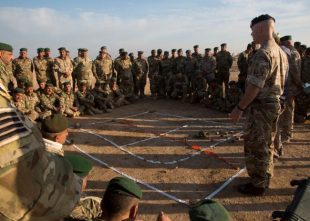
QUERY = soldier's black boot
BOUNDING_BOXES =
[237,183,267,196]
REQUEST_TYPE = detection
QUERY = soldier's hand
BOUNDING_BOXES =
[229,106,243,122]
[156,212,171,221]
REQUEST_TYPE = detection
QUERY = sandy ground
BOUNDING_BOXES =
[64,61,310,221]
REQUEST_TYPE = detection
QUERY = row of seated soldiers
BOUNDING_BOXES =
[13,77,138,121]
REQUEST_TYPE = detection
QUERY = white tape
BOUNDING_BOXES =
[71,142,189,205]
[205,167,246,199]
[89,111,150,125]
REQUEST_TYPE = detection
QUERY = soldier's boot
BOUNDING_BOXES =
[237,182,267,196]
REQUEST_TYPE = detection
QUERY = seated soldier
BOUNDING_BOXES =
[170,72,188,102]
[201,79,224,110]
[16,76,27,90]
[60,81,80,118]
[120,76,138,103]
[36,78,47,98]
[223,81,242,112]
[13,87,27,114]
[109,78,128,107]
[91,81,112,113]
[101,82,115,109]
[24,81,41,121]
[40,82,61,119]
[150,71,164,100]
[76,80,103,115]
[100,177,143,221]
[188,199,232,221]
[190,70,207,104]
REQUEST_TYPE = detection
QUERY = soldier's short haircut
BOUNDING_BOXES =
[101,191,139,219]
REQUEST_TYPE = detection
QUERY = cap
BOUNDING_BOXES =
[189,199,231,221]
[45,82,54,88]
[79,80,87,86]
[119,48,125,53]
[0,42,13,52]
[280,35,292,42]
[81,48,88,52]
[157,49,162,53]
[106,177,143,199]
[250,14,275,28]
[186,50,191,54]
[37,48,44,53]
[44,48,51,52]
[37,78,47,84]
[58,47,66,51]
[221,43,227,47]
[138,51,144,54]
[164,51,169,55]
[25,81,33,88]
[205,48,211,52]
[194,45,199,49]
[171,49,177,53]
[177,48,183,53]
[20,48,28,52]
[41,114,68,134]
[213,47,219,50]
[14,87,24,94]
[101,46,107,50]
[64,153,93,178]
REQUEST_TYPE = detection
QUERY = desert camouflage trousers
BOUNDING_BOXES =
[244,101,281,188]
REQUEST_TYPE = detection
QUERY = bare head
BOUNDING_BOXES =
[250,14,276,44]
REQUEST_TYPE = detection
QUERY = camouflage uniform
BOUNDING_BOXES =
[76,87,102,115]
[0,82,83,221]
[92,56,114,84]
[60,90,80,117]
[147,55,160,96]
[183,56,198,91]
[172,55,186,75]
[132,57,149,97]
[39,91,61,119]
[24,91,41,121]
[170,73,188,101]
[0,60,16,92]
[159,57,172,96]
[244,40,287,188]
[199,55,216,82]
[91,85,111,112]
[14,94,28,114]
[224,82,242,112]
[114,57,133,85]
[12,56,34,84]
[120,79,138,103]
[216,50,233,95]
[237,51,250,92]
[74,57,94,89]
[33,56,48,83]
[45,55,56,85]
[109,80,127,107]
[190,73,207,103]
[68,196,102,221]
[54,56,73,88]
[201,81,223,109]
[192,52,202,62]
[301,54,310,83]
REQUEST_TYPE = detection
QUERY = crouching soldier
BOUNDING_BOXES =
[223,81,242,112]
[76,80,103,115]
[109,78,128,107]
[60,81,80,118]
[120,76,138,103]
[201,79,223,110]
[190,70,207,104]
[39,82,61,119]
[91,81,112,113]
[24,81,41,121]
[170,72,188,102]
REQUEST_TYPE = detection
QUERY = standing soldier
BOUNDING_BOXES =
[24,81,41,121]
[237,43,252,93]
[183,50,198,92]
[54,47,73,88]
[0,42,16,91]
[148,49,160,97]
[172,49,186,75]
[216,43,233,96]
[114,51,133,85]
[301,47,310,83]
[39,82,61,119]
[91,81,112,113]
[44,48,56,86]
[192,45,203,62]
[171,49,178,60]
[200,48,216,83]
[159,51,172,97]
[92,46,114,84]
[229,14,288,195]
[213,47,219,58]
[190,70,207,104]
[274,35,302,157]
[60,81,80,118]
[109,78,128,106]
[120,76,138,103]
[157,49,163,60]
[12,48,34,85]
[33,48,48,84]
[73,48,94,89]
[132,51,149,98]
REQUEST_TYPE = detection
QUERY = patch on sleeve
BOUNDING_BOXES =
[0,108,32,147]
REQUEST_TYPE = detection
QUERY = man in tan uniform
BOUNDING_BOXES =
[33,48,48,84]
[74,48,94,88]
[230,14,288,195]
[92,46,114,84]
[12,48,34,85]
[54,47,73,88]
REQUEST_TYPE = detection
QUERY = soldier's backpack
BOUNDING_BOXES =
[272,178,310,221]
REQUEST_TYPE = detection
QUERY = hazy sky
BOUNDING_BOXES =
[1,0,309,58]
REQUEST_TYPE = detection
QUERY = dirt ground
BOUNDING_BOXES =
[64,61,310,221]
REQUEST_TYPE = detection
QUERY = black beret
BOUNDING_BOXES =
[42,114,68,134]
[129,52,134,56]
[157,49,162,53]
[121,51,128,56]
[164,51,169,55]
[20,48,28,52]
[214,47,219,50]
[306,47,310,54]
[205,48,211,51]
[119,48,125,53]
[186,50,191,53]
[171,49,177,52]
[250,14,275,28]
[280,35,292,42]
[300,44,307,49]
[247,43,252,49]
[138,51,143,54]
[193,45,199,48]
[81,48,88,52]
[0,42,13,52]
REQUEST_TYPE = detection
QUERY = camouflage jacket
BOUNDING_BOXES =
[301,56,310,83]
[192,52,203,62]
[0,59,16,90]
[132,58,149,78]
[172,56,186,74]
[40,92,60,112]
[183,57,198,77]
[247,40,288,100]
[237,51,249,76]
[147,56,160,74]
[216,51,233,72]
[92,56,114,82]
[159,58,172,79]
[12,57,34,82]
[114,58,132,76]
[33,56,48,82]
[76,90,95,106]
[192,76,207,92]
[25,92,40,112]
[54,56,73,76]
[14,97,28,114]
[285,46,302,92]
[60,91,77,111]
[200,56,216,76]
[120,83,135,97]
